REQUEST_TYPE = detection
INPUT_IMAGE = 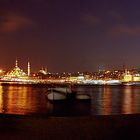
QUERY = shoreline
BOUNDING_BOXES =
[0,113,140,139]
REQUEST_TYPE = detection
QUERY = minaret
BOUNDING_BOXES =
[15,59,18,68]
[27,61,30,76]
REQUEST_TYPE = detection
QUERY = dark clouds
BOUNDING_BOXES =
[0,0,140,72]
[109,25,140,36]
[0,13,32,32]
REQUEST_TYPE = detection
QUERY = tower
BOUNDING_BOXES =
[27,61,30,76]
[15,59,18,68]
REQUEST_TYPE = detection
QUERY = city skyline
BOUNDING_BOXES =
[1,0,140,72]
[1,59,140,74]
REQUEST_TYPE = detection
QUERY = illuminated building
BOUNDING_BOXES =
[0,60,47,84]
[6,60,27,78]
[122,69,140,82]
[133,74,140,82]
[123,70,133,82]
[0,60,33,83]
[38,68,47,75]
[123,74,133,82]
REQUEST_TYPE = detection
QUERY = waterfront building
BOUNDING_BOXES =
[38,68,47,75]
[122,69,140,82]
[6,60,27,78]
[0,60,32,82]
[123,74,133,82]
[133,74,140,82]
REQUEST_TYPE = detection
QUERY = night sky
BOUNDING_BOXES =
[0,0,140,72]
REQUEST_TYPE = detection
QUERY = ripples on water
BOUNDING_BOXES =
[0,85,140,116]
[0,85,48,115]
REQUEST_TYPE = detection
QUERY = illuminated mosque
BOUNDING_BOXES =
[1,60,31,81]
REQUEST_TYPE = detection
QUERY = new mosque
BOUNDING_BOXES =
[0,60,37,84]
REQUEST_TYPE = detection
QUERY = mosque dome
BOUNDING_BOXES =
[6,60,27,78]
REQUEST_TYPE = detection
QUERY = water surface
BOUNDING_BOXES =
[0,85,140,116]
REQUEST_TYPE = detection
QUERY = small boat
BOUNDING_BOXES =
[48,87,72,94]
[123,82,134,86]
[76,93,91,100]
[47,86,75,101]
[47,92,66,101]
[106,80,122,85]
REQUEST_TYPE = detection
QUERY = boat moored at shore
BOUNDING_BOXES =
[47,86,76,101]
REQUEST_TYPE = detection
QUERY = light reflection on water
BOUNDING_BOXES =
[0,85,140,116]
[91,86,140,115]
[0,85,48,115]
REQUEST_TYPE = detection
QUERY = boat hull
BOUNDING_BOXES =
[76,94,91,100]
[47,92,66,101]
